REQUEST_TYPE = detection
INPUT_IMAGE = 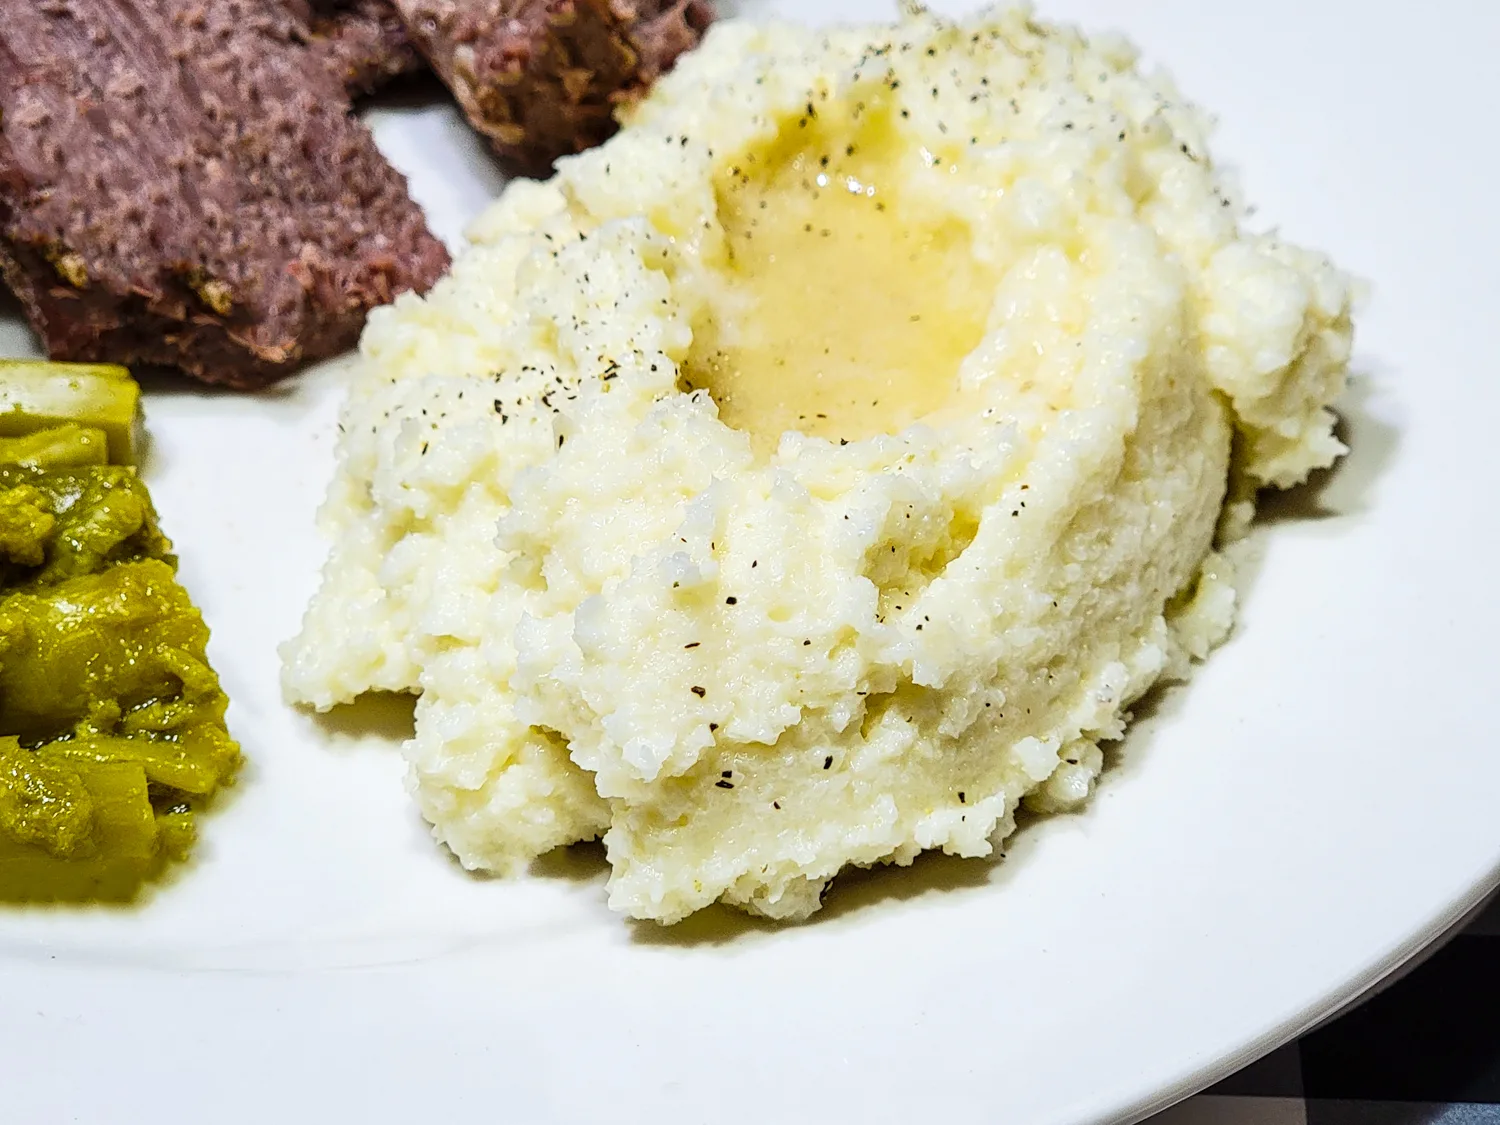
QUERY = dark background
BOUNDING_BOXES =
[1150,896,1500,1125]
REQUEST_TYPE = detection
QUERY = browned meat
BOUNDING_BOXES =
[393,0,714,176]
[0,0,450,389]
[303,0,426,98]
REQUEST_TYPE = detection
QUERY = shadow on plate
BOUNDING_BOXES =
[1253,369,1400,528]
[131,362,309,403]
[528,838,612,884]
[0,283,24,322]
[1216,367,1400,658]
[622,807,1070,948]
[307,692,418,751]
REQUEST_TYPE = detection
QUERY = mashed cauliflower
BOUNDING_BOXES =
[282,5,1353,923]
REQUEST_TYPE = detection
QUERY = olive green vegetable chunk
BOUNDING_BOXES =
[0,362,237,903]
[0,464,173,590]
[0,424,110,470]
[0,360,141,465]
[0,736,95,858]
[0,483,54,568]
[0,559,235,773]
[154,802,197,862]
[0,740,159,902]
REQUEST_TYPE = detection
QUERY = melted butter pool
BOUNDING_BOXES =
[684,106,996,454]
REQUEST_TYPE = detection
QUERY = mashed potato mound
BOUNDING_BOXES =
[282,5,1353,923]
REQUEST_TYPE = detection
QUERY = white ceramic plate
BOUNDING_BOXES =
[2,2,1496,1122]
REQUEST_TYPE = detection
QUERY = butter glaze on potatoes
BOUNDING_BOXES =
[283,6,1353,923]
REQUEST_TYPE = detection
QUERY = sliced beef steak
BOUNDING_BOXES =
[393,0,713,176]
[0,0,449,388]
[303,0,426,97]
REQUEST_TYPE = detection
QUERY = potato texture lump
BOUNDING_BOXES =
[283,6,1353,923]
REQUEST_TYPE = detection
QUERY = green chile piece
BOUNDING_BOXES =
[0,738,159,902]
[0,363,238,902]
[44,730,229,796]
[0,361,140,464]
[0,424,110,470]
[0,465,173,591]
[0,484,54,568]
[0,559,231,757]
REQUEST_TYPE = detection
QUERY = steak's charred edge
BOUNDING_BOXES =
[305,0,425,97]
[0,236,362,389]
[396,0,714,177]
[629,0,714,84]
[0,0,449,388]
[0,223,450,389]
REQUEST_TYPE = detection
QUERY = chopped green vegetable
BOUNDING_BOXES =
[0,736,96,859]
[154,802,197,863]
[0,464,173,590]
[0,362,237,902]
[0,740,159,902]
[0,483,54,568]
[0,424,110,470]
[0,559,225,744]
[0,360,141,465]
[42,729,229,797]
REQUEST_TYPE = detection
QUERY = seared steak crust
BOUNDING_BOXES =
[0,0,449,388]
[393,0,713,176]
[304,0,426,98]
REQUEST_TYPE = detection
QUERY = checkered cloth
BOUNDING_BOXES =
[1147,897,1500,1125]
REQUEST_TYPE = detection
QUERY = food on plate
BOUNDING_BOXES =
[0,360,141,465]
[0,0,449,389]
[0,424,109,472]
[0,362,238,901]
[391,0,714,175]
[284,6,1354,923]
[303,0,426,97]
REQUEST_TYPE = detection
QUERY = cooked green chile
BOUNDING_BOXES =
[0,363,237,901]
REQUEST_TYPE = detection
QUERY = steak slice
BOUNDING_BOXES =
[393,0,714,176]
[303,0,426,98]
[0,0,450,389]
